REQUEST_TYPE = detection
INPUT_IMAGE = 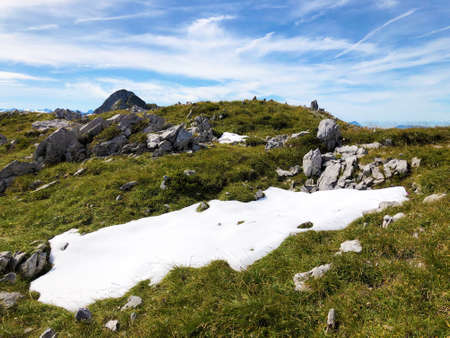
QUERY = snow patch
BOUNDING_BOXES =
[218,132,248,144]
[31,187,407,311]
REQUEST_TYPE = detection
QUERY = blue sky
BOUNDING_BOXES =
[0,0,449,123]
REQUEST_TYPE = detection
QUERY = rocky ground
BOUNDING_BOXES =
[0,92,448,337]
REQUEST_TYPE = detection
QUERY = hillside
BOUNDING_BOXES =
[0,98,449,337]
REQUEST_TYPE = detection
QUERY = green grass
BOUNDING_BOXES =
[0,101,449,337]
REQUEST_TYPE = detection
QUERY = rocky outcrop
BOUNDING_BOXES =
[384,159,408,178]
[32,119,73,132]
[92,135,128,157]
[265,131,309,150]
[0,133,7,145]
[310,100,319,111]
[94,89,147,114]
[189,115,214,143]
[54,108,87,122]
[147,125,193,156]
[108,113,144,137]
[143,114,166,133]
[34,128,86,165]
[0,160,38,193]
[0,291,23,309]
[317,119,341,151]
[303,148,322,177]
[78,117,109,142]
[317,161,341,190]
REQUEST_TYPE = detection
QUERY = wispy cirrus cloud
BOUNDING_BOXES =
[418,25,450,38]
[336,8,417,58]
[25,24,59,31]
[375,0,399,9]
[75,10,163,24]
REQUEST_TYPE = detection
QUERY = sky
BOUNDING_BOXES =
[0,0,449,123]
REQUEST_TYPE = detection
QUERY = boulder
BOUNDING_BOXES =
[105,320,120,332]
[293,264,332,291]
[383,159,408,178]
[0,291,23,309]
[303,149,322,177]
[189,115,214,143]
[0,251,12,273]
[337,156,357,187]
[0,272,17,284]
[110,113,144,137]
[255,190,265,200]
[120,181,138,191]
[197,202,210,212]
[0,133,7,145]
[338,240,362,253]
[19,251,47,279]
[335,145,359,157]
[11,252,27,271]
[393,212,405,221]
[146,133,163,151]
[32,119,72,132]
[34,128,86,164]
[310,100,319,111]
[423,193,446,204]
[317,161,341,190]
[276,165,301,178]
[39,328,57,338]
[265,135,290,150]
[78,117,109,141]
[143,114,166,133]
[121,142,147,155]
[173,127,193,151]
[317,119,341,151]
[360,142,381,150]
[75,308,92,322]
[94,89,147,114]
[92,135,128,157]
[121,295,142,311]
[327,309,336,332]
[371,166,385,185]
[54,108,86,122]
[0,160,37,180]
[411,157,421,168]
[153,140,173,157]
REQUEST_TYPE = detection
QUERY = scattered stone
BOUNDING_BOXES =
[423,193,446,204]
[105,320,120,332]
[120,181,138,192]
[338,240,362,253]
[34,128,86,164]
[197,202,210,212]
[0,291,23,309]
[411,157,421,168]
[73,168,86,176]
[130,312,137,322]
[59,242,69,251]
[276,165,301,178]
[327,308,336,332]
[183,169,196,176]
[393,212,405,222]
[116,195,122,201]
[384,159,408,178]
[0,251,11,273]
[255,190,265,200]
[39,328,57,338]
[160,176,170,190]
[94,89,147,114]
[293,264,332,291]
[0,272,17,284]
[317,119,341,151]
[121,295,142,311]
[33,180,58,192]
[303,149,322,178]
[0,133,7,145]
[297,222,313,229]
[382,215,393,229]
[75,308,92,322]
[310,100,319,111]
[265,134,290,150]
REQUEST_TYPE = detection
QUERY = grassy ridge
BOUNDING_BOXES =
[0,101,448,337]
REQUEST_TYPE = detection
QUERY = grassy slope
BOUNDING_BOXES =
[0,101,449,337]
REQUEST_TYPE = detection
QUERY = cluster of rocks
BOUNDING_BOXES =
[265,131,309,150]
[54,108,88,122]
[0,160,38,193]
[0,241,51,290]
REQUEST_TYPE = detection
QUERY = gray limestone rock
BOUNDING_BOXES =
[317,119,341,151]
[303,149,322,178]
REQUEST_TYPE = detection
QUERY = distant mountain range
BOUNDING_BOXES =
[348,121,450,129]
[0,108,93,114]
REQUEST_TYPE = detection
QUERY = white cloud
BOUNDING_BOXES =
[75,11,163,24]
[418,25,450,38]
[0,71,45,81]
[375,0,398,9]
[25,24,59,31]
[295,0,351,18]
[187,15,235,38]
[336,9,417,58]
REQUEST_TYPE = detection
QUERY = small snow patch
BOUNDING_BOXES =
[218,132,248,144]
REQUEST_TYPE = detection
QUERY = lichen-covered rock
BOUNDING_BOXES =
[189,115,214,143]
[317,119,341,151]
[303,149,322,177]
[317,161,341,190]
[19,252,48,279]
[384,159,408,178]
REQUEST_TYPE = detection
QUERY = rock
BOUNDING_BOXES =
[378,201,403,211]
[360,142,381,150]
[39,328,57,338]
[73,168,86,176]
[75,308,92,322]
[121,142,147,155]
[393,212,405,221]
[255,190,265,200]
[173,127,193,151]
[160,176,170,190]
[153,140,173,157]
[337,156,357,187]
[92,135,128,157]
[0,133,7,145]
[338,240,362,253]
[335,145,359,157]
[317,119,341,151]
[94,89,147,114]
[11,252,27,271]
[33,180,58,192]
[327,308,336,332]
[301,178,318,193]
[310,100,319,111]
[143,114,166,133]
[382,215,393,229]
[0,179,6,193]
[54,108,85,122]
[383,159,408,178]
[423,193,446,204]
[130,312,137,322]
[291,131,310,139]
[0,272,16,284]
[59,242,69,251]
[32,119,73,132]
[105,320,120,332]
[146,133,163,151]
[276,165,301,178]
[19,252,48,279]
[116,195,122,201]
[109,113,144,137]
[189,115,214,143]
[293,264,332,291]
[411,157,421,168]
[218,132,248,145]
[0,251,12,273]
[34,128,86,164]
[0,291,23,309]
[383,138,393,146]
[317,161,341,190]
[120,181,137,191]
[184,169,196,176]
[121,295,142,311]
[78,117,109,141]
[197,202,210,212]
[303,149,322,177]
[297,221,313,229]
[265,134,290,150]
[0,160,37,180]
